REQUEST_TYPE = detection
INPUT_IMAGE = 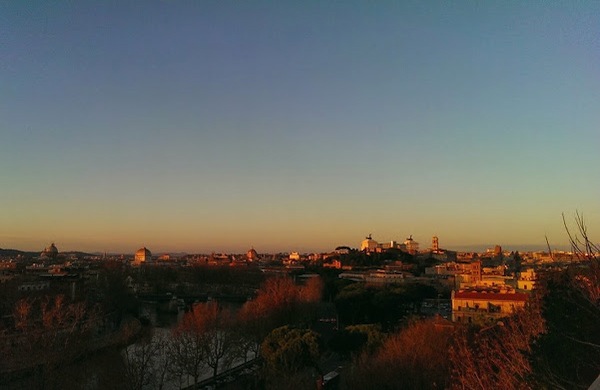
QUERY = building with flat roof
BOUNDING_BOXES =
[517,268,537,291]
[360,234,409,253]
[404,235,419,254]
[452,288,528,324]
[360,234,379,252]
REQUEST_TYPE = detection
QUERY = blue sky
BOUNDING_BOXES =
[1,1,599,253]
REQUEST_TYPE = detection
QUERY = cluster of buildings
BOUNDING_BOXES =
[451,288,528,324]
[350,234,538,325]
[443,261,532,324]
[2,235,593,328]
[359,234,422,254]
[0,244,92,305]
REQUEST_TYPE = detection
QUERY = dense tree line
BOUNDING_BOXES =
[0,270,323,389]
[531,262,600,389]
[4,262,598,390]
[334,282,437,330]
[0,295,99,388]
[346,318,453,389]
[325,248,415,268]
[108,275,326,389]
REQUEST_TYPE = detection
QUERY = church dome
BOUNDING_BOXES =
[136,247,151,257]
[41,243,59,258]
[246,248,258,261]
[134,247,151,264]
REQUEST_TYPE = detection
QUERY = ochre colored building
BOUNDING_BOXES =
[134,247,151,266]
[451,289,528,324]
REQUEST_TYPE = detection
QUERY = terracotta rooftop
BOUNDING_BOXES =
[454,291,528,302]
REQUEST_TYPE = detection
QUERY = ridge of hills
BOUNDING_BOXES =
[0,248,95,257]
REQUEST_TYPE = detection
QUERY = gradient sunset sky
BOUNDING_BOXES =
[1,1,599,253]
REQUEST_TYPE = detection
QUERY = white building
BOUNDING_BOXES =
[360,234,379,252]
[517,268,537,291]
[404,235,419,254]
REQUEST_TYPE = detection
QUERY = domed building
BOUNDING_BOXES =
[134,247,152,266]
[40,243,59,259]
[246,247,258,262]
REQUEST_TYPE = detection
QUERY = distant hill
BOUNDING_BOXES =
[61,251,97,257]
[0,248,96,258]
[0,248,38,257]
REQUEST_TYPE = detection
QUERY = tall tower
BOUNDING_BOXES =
[494,245,502,256]
[432,236,439,252]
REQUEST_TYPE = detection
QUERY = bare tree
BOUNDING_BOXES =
[121,332,175,390]
[122,338,159,390]
[197,303,236,380]
[236,302,266,361]
[562,211,600,260]
[450,303,545,390]
[170,326,206,387]
[152,333,175,390]
[171,301,238,384]
[532,212,600,389]
[5,295,97,389]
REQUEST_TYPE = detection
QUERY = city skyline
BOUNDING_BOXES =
[0,231,583,255]
[2,2,599,253]
[0,212,593,254]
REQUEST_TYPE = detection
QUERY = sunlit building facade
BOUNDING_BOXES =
[432,236,439,252]
[451,288,527,324]
[134,247,151,266]
[360,234,379,252]
[404,235,419,254]
[246,248,259,262]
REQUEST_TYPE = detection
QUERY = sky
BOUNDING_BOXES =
[1,1,599,254]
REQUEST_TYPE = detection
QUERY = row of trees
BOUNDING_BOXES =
[323,248,415,267]
[0,267,324,389]
[1,295,101,389]
[10,266,596,389]
[116,302,238,389]
[116,275,325,389]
